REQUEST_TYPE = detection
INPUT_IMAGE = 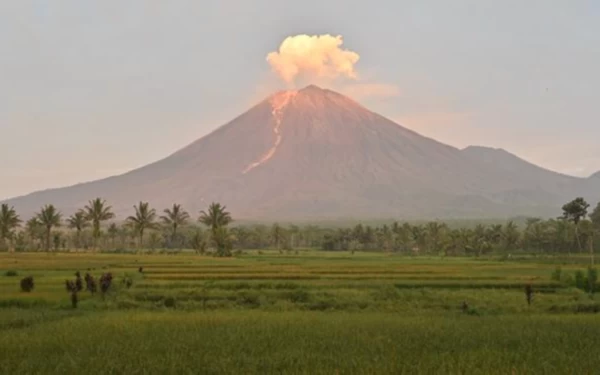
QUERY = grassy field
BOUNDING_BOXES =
[1,251,599,374]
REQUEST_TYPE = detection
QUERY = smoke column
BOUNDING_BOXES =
[266,34,360,85]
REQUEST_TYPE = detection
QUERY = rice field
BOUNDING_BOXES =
[1,251,599,374]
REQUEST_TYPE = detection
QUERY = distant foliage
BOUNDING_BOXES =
[5,270,18,277]
[20,276,34,292]
[100,273,113,294]
[1,197,599,256]
[85,273,97,294]
[524,284,534,306]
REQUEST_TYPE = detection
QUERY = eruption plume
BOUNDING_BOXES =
[267,34,360,85]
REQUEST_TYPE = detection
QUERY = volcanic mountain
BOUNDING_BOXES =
[3,85,600,220]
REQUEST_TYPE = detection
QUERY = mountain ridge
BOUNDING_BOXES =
[2,85,599,220]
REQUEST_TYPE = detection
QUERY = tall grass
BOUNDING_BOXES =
[0,311,599,374]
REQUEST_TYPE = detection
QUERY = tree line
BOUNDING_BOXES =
[0,199,233,256]
[0,197,599,258]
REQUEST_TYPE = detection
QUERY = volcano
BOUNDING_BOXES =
[3,85,600,220]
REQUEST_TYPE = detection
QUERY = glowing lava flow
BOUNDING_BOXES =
[243,91,297,174]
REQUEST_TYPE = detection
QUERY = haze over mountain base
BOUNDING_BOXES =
[3,85,600,220]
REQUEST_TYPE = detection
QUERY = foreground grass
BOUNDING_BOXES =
[0,310,599,374]
[1,252,599,373]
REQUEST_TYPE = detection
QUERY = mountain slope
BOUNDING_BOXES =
[3,85,599,220]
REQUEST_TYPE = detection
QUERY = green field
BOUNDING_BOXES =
[1,251,599,374]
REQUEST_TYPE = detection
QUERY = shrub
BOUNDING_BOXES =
[65,279,79,308]
[75,272,83,292]
[100,273,113,294]
[65,280,75,292]
[5,270,18,277]
[20,276,34,293]
[525,284,533,306]
[85,273,97,294]
[164,297,176,308]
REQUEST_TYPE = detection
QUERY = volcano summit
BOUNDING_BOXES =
[3,85,600,220]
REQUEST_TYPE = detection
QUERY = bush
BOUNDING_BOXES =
[100,273,113,294]
[85,273,97,294]
[524,284,533,306]
[65,278,79,308]
[20,276,34,293]
[164,297,176,308]
[5,270,18,277]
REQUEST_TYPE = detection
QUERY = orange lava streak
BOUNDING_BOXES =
[243,91,297,174]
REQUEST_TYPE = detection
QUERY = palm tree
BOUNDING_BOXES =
[562,197,590,253]
[84,198,115,249]
[35,205,62,251]
[67,210,89,250]
[127,202,157,248]
[199,203,232,233]
[161,204,190,248]
[199,203,232,256]
[25,218,42,250]
[0,204,21,249]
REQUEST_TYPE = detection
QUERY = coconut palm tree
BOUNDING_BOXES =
[160,204,190,248]
[127,202,157,248]
[67,210,89,250]
[35,205,62,251]
[84,198,115,249]
[25,218,43,250]
[199,203,232,233]
[562,197,590,253]
[0,204,21,250]
[199,203,232,256]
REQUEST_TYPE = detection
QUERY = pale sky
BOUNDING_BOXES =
[1,1,599,200]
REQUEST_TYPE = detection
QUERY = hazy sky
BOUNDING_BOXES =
[1,1,599,200]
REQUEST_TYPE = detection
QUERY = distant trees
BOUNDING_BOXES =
[0,204,21,250]
[35,205,62,251]
[199,203,232,232]
[107,223,119,250]
[562,197,590,252]
[127,202,157,248]
[591,203,600,229]
[161,204,190,248]
[199,203,232,257]
[84,198,115,249]
[1,197,599,257]
[67,211,89,249]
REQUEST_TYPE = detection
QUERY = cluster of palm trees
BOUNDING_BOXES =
[1,197,599,257]
[0,199,232,254]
